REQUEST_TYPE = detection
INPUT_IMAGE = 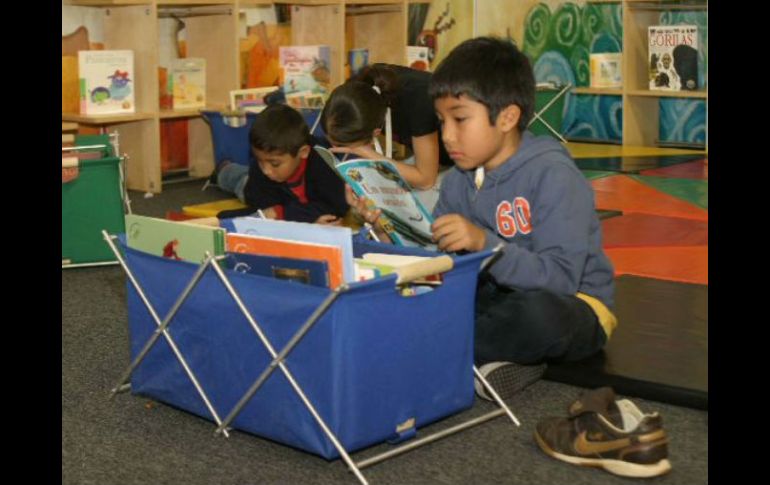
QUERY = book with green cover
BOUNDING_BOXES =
[125,214,226,263]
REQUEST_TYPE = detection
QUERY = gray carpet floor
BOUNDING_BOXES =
[62,180,708,485]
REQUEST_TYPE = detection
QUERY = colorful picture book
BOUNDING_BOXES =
[348,48,369,78]
[170,58,206,110]
[225,252,329,287]
[314,146,436,249]
[219,216,355,284]
[229,87,278,113]
[125,214,226,263]
[407,46,430,72]
[648,25,699,91]
[226,233,344,289]
[279,45,332,97]
[589,53,622,88]
[79,50,135,115]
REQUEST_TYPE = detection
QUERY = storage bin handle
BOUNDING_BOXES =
[394,255,453,285]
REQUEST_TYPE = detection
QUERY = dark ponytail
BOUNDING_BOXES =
[351,63,399,106]
[321,79,388,144]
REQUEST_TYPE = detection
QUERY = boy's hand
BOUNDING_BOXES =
[261,207,278,219]
[315,214,342,225]
[345,185,381,224]
[431,214,487,253]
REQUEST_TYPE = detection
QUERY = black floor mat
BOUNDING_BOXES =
[544,275,708,409]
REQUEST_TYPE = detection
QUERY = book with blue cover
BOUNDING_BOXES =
[220,216,355,284]
[314,146,436,249]
[224,252,329,287]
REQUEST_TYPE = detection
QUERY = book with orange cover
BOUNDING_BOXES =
[226,233,343,289]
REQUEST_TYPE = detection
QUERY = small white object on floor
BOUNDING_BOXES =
[144,192,154,199]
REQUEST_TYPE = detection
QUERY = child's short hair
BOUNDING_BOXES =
[249,104,312,156]
[320,80,387,144]
[429,37,535,131]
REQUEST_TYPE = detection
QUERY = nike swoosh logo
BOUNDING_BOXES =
[573,431,631,455]
[409,213,424,222]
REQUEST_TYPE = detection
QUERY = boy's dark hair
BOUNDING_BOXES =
[320,63,398,144]
[249,104,312,156]
[429,37,535,130]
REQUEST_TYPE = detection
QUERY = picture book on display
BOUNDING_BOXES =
[225,252,329,288]
[407,46,430,71]
[648,25,699,91]
[279,45,332,97]
[589,53,622,88]
[314,146,436,249]
[226,233,344,289]
[79,50,135,115]
[170,58,206,110]
[219,217,355,284]
[125,214,226,263]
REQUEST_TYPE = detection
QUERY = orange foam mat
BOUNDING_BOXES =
[605,246,708,285]
[591,174,708,221]
[639,159,708,180]
[602,213,708,248]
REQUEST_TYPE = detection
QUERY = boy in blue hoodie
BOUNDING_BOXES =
[351,37,617,400]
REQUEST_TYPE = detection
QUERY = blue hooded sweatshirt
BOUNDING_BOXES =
[433,132,615,310]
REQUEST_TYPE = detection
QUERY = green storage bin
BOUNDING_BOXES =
[62,135,125,267]
[529,86,567,139]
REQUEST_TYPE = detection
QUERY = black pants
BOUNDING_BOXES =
[474,277,607,366]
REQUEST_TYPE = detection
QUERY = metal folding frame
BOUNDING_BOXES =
[104,231,521,485]
[528,83,572,143]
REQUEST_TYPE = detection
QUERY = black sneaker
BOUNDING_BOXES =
[534,387,671,478]
[474,361,547,401]
[202,159,230,191]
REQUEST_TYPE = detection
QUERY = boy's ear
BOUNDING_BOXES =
[298,144,311,159]
[497,105,522,132]
[372,128,382,138]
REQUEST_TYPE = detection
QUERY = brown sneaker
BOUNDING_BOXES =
[534,387,671,478]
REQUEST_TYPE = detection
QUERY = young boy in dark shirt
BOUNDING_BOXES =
[215,104,348,224]
[352,37,617,399]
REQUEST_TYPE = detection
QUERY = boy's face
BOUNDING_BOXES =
[254,145,310,183]
[435,95,520,171]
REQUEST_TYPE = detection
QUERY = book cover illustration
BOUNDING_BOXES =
[125,214,226,263]
[589,53,622,88]
[79,50,135,115]
[407,46,430,71]
[226,233,344,289]
[348,48,369,79]
[170,58,206,110]
[225,252,329,288]
[219,217,355,284]
[229,87,278,113]
[314,146,436,249]
[648,25,699,91]
[279,45,331,97]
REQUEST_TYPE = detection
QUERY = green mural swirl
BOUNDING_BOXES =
[523,4,551,60]
[551,3,581,48]
[570,45,591,86]
[580,4,602,46]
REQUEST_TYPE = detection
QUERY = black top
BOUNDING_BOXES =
[382,64,453,167]
[221,145,348,223]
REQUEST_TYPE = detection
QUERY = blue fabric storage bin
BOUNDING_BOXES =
[123,239,487,459]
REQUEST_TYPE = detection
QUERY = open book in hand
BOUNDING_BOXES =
[314,145,436,249]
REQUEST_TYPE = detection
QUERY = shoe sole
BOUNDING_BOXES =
[476,363,546,401]
[534,430,672,478]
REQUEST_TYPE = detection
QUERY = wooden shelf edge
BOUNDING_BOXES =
[572,87,623,96]
[626,89,708,99]
[62,112,156,124]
